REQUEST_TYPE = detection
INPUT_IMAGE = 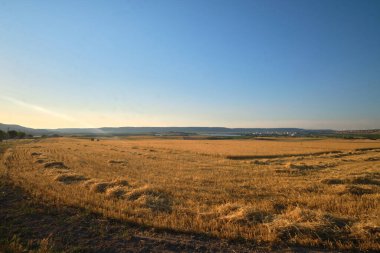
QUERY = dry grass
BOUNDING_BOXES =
[105,186,126,199]
[127,185,172,212]
[54,173,87,184]
[1,137,380,250]
[43,161,67,169]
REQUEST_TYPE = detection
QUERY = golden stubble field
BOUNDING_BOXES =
[1,137,380,250]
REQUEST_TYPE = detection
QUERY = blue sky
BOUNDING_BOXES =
[0,0,379,129]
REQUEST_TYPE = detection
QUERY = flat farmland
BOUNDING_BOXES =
[2,137,380,251]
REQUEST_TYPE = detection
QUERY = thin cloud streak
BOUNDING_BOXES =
[1,95,75,122]
[0,95,105,133]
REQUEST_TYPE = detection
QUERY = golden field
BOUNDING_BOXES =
[1,137,380,251]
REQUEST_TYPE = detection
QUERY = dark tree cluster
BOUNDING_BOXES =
[0,130,32,141]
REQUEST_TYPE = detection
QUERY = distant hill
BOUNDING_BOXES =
[54,127,306,135]
[0,123,337,136]
[0,123,53,135]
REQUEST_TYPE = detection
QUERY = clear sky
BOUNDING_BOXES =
[1,0,379,129]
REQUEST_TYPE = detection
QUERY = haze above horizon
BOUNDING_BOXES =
[1,0,379,130]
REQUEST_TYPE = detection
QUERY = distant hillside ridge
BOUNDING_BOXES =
[54,127,308,135]
[0,123,341,136]
[0,123,52,135]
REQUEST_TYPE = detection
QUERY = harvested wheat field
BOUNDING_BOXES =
[2,137,380,251]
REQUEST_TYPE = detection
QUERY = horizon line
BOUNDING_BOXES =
[2,122,380,132]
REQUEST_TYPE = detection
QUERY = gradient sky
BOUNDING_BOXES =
[1,0,379,129]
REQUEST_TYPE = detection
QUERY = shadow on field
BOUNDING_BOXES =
[0,176,343,253]
[0,176,251,253]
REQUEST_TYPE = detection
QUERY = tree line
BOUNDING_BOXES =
[0,130,32,141]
